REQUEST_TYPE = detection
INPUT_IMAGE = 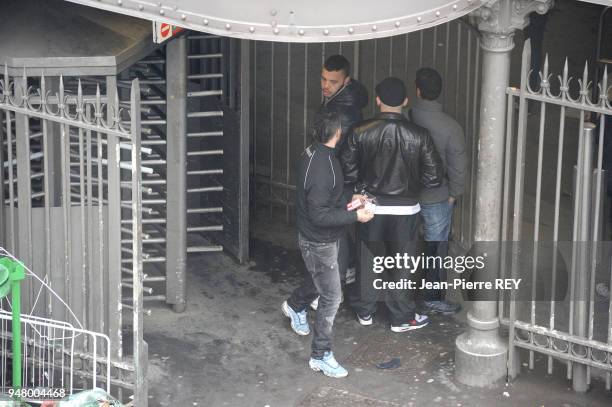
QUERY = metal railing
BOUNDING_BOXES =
[501,41,612,392]
[0,68,147,404]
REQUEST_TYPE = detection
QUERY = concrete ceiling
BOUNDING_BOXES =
[0,0,154,76]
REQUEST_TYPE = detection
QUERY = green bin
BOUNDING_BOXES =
[0,256,26,393]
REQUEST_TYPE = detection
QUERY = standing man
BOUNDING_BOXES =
[282,111,373,378]
[310,54,368,310]
[410,67,466,315]
[341,77,444,332]
[318,54,368,153]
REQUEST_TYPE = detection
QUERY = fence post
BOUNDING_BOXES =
[573,122,596,392]
[165,35,188,313]
[130,78,148,406]
[105,75,123,367]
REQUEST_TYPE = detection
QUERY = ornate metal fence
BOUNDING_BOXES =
[500,41,612,391]
[0,67,147,404]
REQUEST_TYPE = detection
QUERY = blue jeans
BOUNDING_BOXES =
[287,235,342,359]
[420,200,454,301]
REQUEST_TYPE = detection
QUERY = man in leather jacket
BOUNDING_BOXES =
[318,55,368,153]
[309,55,368,311]
[340,77,444,332]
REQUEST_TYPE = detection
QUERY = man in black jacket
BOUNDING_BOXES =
[308,55,368,311]
[341,77,444,333]
[282,111,373,378]
[318,55,368,153]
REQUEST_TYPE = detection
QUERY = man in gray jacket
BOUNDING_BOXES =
[410,67,466,315]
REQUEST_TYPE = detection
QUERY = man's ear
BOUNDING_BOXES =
[402,97,409,108]
[416,87,421,98]
[375,96,381,107]
[344,75,351,86]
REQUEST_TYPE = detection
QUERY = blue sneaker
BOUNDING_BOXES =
[423,300,461,315]
[282,301,310,336]
[309,351,348,378]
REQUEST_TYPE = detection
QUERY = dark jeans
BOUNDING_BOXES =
[351,214,419,325]
[420,200,454,301]
[287,235,342,359]
[338,228,355,281]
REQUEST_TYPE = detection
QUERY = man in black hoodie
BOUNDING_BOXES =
[309,55,368,310]
[282,111,373,378]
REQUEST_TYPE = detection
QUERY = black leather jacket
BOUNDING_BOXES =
[323,79,368,132]
[315,79,368,153]
[340,112,444,206]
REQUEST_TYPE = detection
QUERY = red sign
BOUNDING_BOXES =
[153,21,185,44]
[160,23,171,38]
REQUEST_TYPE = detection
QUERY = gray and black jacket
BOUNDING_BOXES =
[296,142,357,243]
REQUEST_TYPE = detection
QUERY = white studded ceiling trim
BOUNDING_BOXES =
[63,0,486,42]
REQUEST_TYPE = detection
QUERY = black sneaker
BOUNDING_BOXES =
[390,314,429,332]
[423,300,461,315]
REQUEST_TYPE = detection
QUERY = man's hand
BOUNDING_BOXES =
[351,194,368,205]
[448,196,456,205]
[357,208,374,223]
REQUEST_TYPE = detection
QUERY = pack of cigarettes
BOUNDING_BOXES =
[347,197,376,212]
[347,198,364,211]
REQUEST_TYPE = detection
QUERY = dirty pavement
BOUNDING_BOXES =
[145,220,612,407]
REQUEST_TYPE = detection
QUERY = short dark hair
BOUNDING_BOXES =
[415,67,442,100]
[313,110,343,144]
[324,55,351,77]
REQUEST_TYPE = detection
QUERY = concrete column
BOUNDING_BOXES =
[455,0,552,387]
[165,35,188,313]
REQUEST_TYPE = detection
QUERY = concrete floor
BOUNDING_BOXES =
[145,217,612,407]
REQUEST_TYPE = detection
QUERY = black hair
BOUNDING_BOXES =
[324,55,351,77]
[313,110,343,144]
[415,67,442,100]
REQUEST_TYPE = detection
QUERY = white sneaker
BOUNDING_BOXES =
[356,313,373,326]
[390,314,429,332]
[310,297,319,311]
[345,267,356,285]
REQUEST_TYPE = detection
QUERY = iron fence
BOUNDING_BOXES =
[0,68,147,404]
[500,40,612,391]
